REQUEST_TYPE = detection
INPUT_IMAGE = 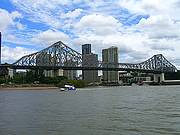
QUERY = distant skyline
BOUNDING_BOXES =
[0,0,180,68]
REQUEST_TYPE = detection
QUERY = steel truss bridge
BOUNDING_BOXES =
[0,41,177,74]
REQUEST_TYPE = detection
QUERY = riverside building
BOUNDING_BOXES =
[82,44,98,83]
[102,46,119,83]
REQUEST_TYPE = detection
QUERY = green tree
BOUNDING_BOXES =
[12,73,24,84]
[0,77,6,84]
[25,70,35,83]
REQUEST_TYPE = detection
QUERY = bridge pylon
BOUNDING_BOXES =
[153,73,165,83]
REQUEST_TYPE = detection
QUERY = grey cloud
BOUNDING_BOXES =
[130,51,149,60]
[149,34,179,40]
[120,50,150,63]
[119,45,134,54]
[147,43,174,51]
[169,58,180,67]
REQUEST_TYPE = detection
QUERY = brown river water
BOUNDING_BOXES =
[0,86,180,135]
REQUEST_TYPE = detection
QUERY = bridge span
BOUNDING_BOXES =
[0,41,178,82]
[1,41,177,73]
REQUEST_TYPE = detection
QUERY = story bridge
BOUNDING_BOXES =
[0,41,177,74]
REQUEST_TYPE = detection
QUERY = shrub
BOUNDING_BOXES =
[67,80,87,88]
[0,77,6,84]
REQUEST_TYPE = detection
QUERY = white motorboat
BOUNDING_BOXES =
[60,84,76,91]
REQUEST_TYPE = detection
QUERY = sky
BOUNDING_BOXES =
[0,0,180,68]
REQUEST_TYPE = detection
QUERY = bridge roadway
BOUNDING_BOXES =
[0,64,176,74]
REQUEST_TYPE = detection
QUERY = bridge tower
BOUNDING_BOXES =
[153,73,165,83]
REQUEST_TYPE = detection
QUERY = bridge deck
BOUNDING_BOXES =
[0,64,176,73]
[0,41,177,74]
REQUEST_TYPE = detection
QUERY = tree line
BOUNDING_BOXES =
[0,70,87,88]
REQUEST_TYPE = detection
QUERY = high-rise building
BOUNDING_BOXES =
[82,44,91,55]
[102,46,119,83]
[82,53,98,82]
[82,44,98,83]
[0,32,1,64]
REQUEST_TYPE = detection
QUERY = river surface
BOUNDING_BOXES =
[0,86,180,135]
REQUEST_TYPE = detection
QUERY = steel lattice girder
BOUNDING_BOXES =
[13,41,177,73]
[100,54,177,73]
[14,41,82,67]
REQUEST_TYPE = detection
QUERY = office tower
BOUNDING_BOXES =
[102,46,119,83]
[82,53,98,82]
[82,44,98,83]
[82,44,91,55]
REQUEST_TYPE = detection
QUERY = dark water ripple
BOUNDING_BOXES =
[0,86,180,135]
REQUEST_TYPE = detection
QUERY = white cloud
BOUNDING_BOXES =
[119,0,180,21]
[61,9,83,19]
[31,29,70,46]
[11,11,22,19]
[0,10,13,32]
[2,45,35,63]
[119,0,167,14]
[73,30,152,62]
[116,0,180,65]
[73,12,180,64]
[5,0,180,67]
[119,0,177,15]
[0,8,23,32]
[10,0,75,28]
[76,14,122,35]
[73,14,153,62]
[137,15,180,39]
[16,22,25,30]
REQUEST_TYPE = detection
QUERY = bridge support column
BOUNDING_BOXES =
[153,73,165,83]
[54,69,64,77]
[43,69,64,77]
[7,68,15,78]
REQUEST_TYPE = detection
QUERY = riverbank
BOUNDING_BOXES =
[0,87,59,90]
[1,82,180,91]
[0,84,59,90]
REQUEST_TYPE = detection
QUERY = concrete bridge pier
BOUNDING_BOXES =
[43,69,64,77]
[153,73,165,83]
